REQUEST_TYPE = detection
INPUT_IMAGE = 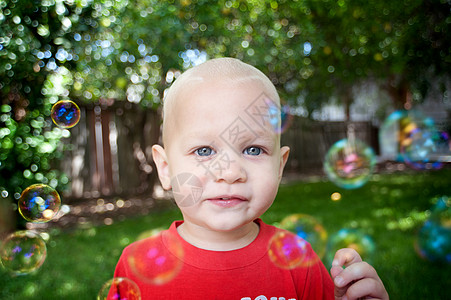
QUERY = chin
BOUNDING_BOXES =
[206,218,252,232]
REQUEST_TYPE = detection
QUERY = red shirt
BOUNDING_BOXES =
[114,219,334,300]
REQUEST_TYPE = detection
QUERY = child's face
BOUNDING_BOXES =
[153,79,290,233]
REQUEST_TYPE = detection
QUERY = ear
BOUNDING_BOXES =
[152,144,172,190]
[278,146,290,180]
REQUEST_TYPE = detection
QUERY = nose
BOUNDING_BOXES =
[213,158,247,184]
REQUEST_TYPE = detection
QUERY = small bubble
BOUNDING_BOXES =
[51,100,80,129]
[324,139,376,189]
[18,184,61,223]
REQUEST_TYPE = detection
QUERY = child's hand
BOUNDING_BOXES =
[330,248,389,300]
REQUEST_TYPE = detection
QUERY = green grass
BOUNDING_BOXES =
[1,169,450,299]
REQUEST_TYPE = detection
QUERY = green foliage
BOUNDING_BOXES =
[0,103,69,200]
[0,0,86,201]
[301,0,451,110]
[0,170,450,299]
[1,0,450,206]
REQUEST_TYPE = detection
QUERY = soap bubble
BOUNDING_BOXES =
[51,100,81,128]
[245,94,293,134]
[0,230,47,275]
[415,196,451,264]
[279,104,293,134]
[379,110,408,161]
[268,102,293,134]
[379,110,447,169]
[325,228,376,267]
[97,277,141,300]
[324,138,376,189]
[18,184,61,223]
[401,128,449,170]
[279,214,328,260]
[127,231,184,285]
[268,230,318,269]
[416,222,451,264]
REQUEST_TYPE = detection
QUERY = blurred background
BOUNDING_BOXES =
[1,0,450,299]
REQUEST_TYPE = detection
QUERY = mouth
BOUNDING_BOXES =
[207,195,247,207]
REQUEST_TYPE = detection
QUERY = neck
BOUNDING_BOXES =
[177,220,260,251]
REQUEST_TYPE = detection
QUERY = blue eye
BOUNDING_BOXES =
[244,146,262,156]
[195,147,215,156]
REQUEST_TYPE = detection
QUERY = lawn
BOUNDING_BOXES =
[1,168,450,299]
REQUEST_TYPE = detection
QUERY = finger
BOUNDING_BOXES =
[330,265,344,279]
[333,279,348,299]
[333,262,377,288]
[334,278,381,300]
[330,262,377,300]
[342,277,388,300]
[332,248,362,269]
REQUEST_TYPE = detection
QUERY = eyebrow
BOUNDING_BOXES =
[180,128,278,147]
[246,131,279,147]
[178,132,218,149]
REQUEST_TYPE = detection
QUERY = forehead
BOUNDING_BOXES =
[178,79,278,124]
[164,79,281,146]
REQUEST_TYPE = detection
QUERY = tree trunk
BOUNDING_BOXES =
[384,74,412,110]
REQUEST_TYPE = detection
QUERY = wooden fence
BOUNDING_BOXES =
[281,118,379,173]
[60,102,161,201]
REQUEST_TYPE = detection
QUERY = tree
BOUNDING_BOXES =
[1,0,80,212]
[301,0,451,114]
[2,0,450,212]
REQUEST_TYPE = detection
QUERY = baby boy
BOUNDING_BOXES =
[113,57,389,300]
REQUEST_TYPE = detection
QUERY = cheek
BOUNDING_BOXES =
[170,172,204,207]
[262,178,280,198]
[254,179,278,214]
[253,166,279,193]
[258,162,281,194]
[255,158,281,180]
[168,157,205,183]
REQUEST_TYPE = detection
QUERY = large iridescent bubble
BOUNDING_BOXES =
[401,128,448,170]
[246,94,293,134]
[380,110,448,169]
[415,196,451,264]
[325,228,376,267]
[279,214,328,261]
[379,110,409,161]
[324,138,376,189]
[269,103,293,134]
[127,231,184,285]
[18,184,61,223]
[0,230,47,275]
[267,230,313,269]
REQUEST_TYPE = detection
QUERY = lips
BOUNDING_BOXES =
[207,195,247,207]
